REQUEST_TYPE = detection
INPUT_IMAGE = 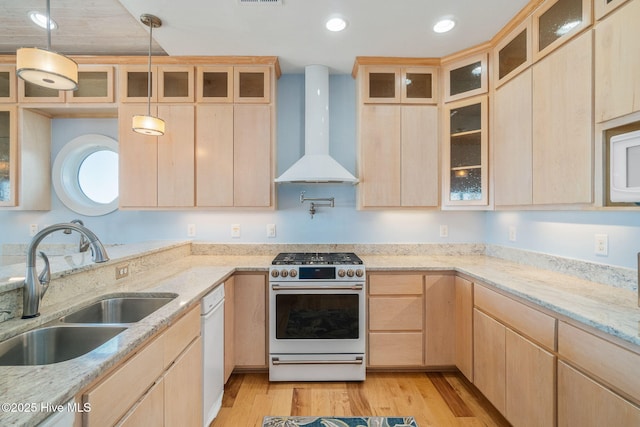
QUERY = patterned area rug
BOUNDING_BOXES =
[262,416,418,427]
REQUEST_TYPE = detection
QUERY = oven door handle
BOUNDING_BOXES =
[271,284,364,291]
[271,356,364,366]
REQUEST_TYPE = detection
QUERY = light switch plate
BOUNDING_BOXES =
[594,234,608,256]
[231,224,241,238]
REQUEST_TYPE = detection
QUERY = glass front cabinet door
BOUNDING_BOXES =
[66,65,114,103]
[0,106,17,206]
[533,0,592,60]
[0,66,16,103]
[443,96,488,206]
[493,19,532,87]
[444,53,488,102]
[362,66,437,104]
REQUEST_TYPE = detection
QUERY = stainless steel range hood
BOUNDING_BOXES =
[275,65,359,184]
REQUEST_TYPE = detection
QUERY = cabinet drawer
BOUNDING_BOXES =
[163,305,200,368]
[558,322,640,404]
[83,334,164,426]
[475,284,556,350]
[369,296,423,330]
[369,274,423,295]
[369,332,423,366]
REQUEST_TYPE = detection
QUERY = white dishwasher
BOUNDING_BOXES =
[201,285,225,427]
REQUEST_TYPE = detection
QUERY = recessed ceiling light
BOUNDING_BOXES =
[326,16,347,32]
[29,11,58,30]
[433,18,455,33]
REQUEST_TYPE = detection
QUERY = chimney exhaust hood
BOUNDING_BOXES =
[275,65,359,184]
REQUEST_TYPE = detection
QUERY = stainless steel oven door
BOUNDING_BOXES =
[269,282,366,355]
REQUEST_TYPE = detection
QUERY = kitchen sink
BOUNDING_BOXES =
[59,294,177,324]
[0,325,127,366]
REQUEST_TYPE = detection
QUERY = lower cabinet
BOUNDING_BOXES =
[454,276,473,381]
[224,277,235,383]
[367,273,455,368]
[473,284,556,427]
[557,321,640,426]
[80,305,202,426]
[233,273,268,369]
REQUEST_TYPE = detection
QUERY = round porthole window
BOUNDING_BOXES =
[52,134,119,216]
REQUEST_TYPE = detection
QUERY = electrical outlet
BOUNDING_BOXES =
[187,224,196,237]
[115,263,130,280]
[29,224,38,236]
[439,225,448,238]
[508,226,517,242]
[594,234,608,256]
[267,224,276,238]
[231,224,241,238]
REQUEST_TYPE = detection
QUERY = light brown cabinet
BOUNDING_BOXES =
[454,276,473,381]
[493,69,533,206]
[361,66,437,104]
[532,30,592,205]
[443,53,488,103]
[443,95,488,207]
[558,361,640,427]
[233,274,268,368]
[118,104,195,208]
[82,305,202,427]
[197,65,271,104]
[473,284,556,427]
[532,0,592,61]
[0,66,16,103]
[0,108,51,210]
[368,274,424,367]
[67,65,115,103]
[493,19,532,88]
[367,273,455,368]
[358,105,438,208]
[120,65,195,103]
[595,0,631,19]
[224,278,235,383]
[594,0,640,123]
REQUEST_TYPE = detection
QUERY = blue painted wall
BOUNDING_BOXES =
[0,74,638,269]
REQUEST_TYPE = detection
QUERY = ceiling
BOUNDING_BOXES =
[1,0,530,74]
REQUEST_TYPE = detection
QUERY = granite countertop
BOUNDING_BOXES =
[1,247,639,426]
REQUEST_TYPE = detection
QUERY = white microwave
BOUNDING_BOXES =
[610,130,640,203]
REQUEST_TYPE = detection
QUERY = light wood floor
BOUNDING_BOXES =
[211,372,510,426]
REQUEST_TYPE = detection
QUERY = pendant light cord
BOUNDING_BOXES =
[46,0,52,50]
[146,21,153,117]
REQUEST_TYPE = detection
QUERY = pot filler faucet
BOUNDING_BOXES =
[22,222,110,319]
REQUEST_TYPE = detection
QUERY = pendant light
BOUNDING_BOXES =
[132,14,165,136]
[16,0,78,91]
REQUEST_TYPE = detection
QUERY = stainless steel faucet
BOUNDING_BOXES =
[22,222,110,319]
[63,219,90,253]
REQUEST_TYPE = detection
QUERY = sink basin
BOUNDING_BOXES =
[59,295,176,324]
[0,326,126,366]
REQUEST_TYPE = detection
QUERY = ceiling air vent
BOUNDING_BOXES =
[239,0,282,4]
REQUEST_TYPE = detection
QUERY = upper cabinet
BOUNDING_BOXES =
[120,65,195,103]
[594,0,640,123]
[18,80,65,103]
[532,0,592,61]
[594,0,630,20]
[66,65,114,103]
[361,65,438,104]
[493,19,532,87]
[443,53,488,103]
[355,61,439,209]
[442,96,488,207]
[0,66,16,103]
[197,65,271,104]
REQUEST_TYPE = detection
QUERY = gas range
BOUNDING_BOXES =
[269,252,365,282]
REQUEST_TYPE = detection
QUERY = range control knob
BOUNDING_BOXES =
[289,269,297,278]
[355,269,364,277]
[270,270,279,278]
[281,269,289,278]
[337,269,346,277]
[347,269,355,277]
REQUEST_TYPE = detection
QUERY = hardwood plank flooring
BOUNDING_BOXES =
[211,372,510,427]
